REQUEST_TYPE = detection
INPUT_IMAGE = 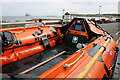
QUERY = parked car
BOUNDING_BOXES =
[116,19,120,22]
[90,18,102,24]
[90,18,96,23]
[108,18,115,23]
[113,18,116,22]
[106,19,110,23]
[101,19,107,23]
[90,18,96,22]
[96,19,102,24]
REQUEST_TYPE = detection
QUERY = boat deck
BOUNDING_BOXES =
[2,45,77,76]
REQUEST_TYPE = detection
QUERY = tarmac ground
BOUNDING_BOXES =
[99,23,120,79]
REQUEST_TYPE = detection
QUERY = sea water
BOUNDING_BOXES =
[2,16,106,23]
[2,16,62,22]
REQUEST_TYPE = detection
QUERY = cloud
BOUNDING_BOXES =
[2,2,118,16]
[2,0,65,2]
[2,0,120,2]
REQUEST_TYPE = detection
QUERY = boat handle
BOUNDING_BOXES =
[63,50,85,68]
[9,28,25,34]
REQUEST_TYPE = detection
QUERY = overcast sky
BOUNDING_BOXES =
[2,0,120,16]
[2,0,120,2]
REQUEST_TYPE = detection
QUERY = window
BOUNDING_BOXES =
[70,20,85,32]
[75,25,83,31]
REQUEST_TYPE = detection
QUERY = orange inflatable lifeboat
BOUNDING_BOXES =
[1,18,119,79]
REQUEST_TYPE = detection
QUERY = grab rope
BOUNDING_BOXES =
[9,28,25,34]
[93,38,101,45]
[14,33,20,46]
[63,50,86,68]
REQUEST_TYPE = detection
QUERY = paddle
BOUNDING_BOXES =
[19,51,66,74]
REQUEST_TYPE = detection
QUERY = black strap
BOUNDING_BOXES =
[41,35,50,49]
[54,28,58,32]
[104,64,110,78]
[100,45,106,51]
[50,30,57,37]
[38,28,43,34]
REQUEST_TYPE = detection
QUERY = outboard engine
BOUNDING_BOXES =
[0,32,15,48]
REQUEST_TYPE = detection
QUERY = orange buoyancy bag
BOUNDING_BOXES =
[0,26,60,66]
[1,27,59,48]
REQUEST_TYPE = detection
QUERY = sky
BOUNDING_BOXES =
[1,0,120,16]
[2,0,120,2]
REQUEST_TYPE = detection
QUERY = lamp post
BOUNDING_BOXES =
[62,9,65,20]
[99,6,102,20]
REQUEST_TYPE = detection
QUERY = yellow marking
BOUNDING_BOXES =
[76,38,111,78]
[116,37,120,45]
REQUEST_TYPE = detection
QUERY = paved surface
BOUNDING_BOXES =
[99,23,119,41]
[100,23,120,79]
